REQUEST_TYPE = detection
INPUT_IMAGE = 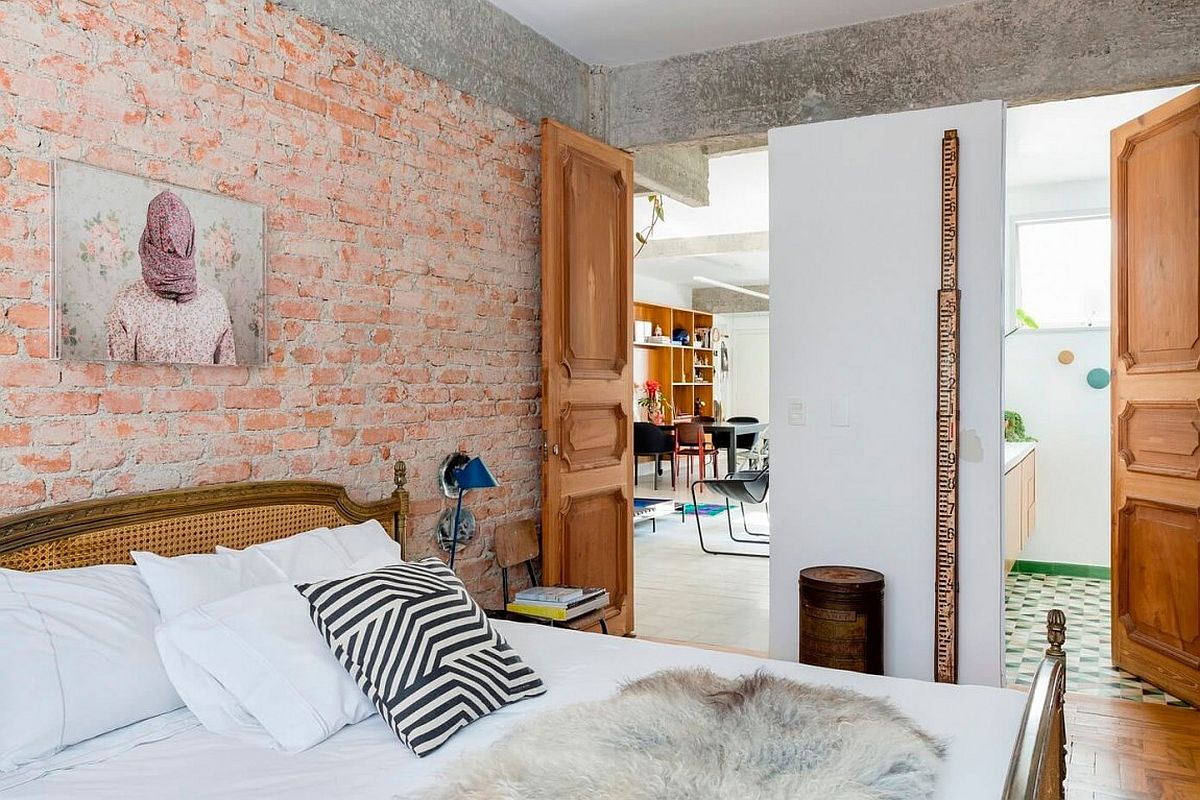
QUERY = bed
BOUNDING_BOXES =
[0,462,1066,799]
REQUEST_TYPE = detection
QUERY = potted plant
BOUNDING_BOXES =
[637,379,671,424]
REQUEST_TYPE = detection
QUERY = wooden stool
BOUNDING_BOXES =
[798,566,884,675]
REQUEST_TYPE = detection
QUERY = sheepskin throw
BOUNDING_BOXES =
[421,668,945,800]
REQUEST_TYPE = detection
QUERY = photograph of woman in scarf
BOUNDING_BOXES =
[105,191,237,365]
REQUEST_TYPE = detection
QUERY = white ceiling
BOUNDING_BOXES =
[635,150,770,292]
[487,0,970,65]
[638,251,770,288]
[1006,84,1196,187]
[634,150,769,238]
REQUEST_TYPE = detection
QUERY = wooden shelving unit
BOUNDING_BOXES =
[633,300,715,424]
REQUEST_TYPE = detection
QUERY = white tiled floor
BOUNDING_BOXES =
[632,464,770,653]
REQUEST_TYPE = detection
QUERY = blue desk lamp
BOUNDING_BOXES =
[448,456,499,570]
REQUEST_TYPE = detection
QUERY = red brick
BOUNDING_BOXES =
[100,390,145,414]
[49,476,94,503]
[148,390,218,412]
[273,82,326,115]
[35,420,85,445]
[15,158,51,185]
[8,391,99,417]
[0,361,61,387]
[224,387,282,409]
[18,451,72,473]
[136,441,206,465]
[276,430,319,450]
[0,273,32,299]
[0,424,32,447]
[329,101,374,131]
[176,414,239,435]
[113,364,184,387]
[242,411,295,430]
[194,462,253,485]
[61,362,106,386]
[7,302,48,329]
[0,480,46,508]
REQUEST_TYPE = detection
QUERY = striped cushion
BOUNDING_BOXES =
[297,558,545,756]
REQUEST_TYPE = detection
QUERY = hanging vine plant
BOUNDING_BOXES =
[634,194,665,257]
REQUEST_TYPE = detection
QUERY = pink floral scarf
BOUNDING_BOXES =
[139,190,197,303]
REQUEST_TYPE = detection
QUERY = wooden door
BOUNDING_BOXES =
[1111,87,1200,707]
[540,119,635,636]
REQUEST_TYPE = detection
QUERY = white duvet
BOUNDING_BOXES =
[1,622,1024,799]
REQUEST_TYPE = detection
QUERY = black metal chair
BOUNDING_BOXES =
[711,416,760,476]
[690,467,769,558]
[633,422,675,490]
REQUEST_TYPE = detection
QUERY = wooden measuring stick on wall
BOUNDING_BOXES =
[934,129,961,684]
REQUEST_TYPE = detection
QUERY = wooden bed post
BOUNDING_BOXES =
[392,460,410,557]
[1002,609,1068,800]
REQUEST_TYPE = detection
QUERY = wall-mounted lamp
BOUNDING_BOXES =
[435,454,499,570]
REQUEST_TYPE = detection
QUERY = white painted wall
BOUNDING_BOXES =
[634,273,692,307]
[1005,329,1110,566]
[768,102,1006,686]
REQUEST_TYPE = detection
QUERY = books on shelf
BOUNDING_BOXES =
[507,585,609,621]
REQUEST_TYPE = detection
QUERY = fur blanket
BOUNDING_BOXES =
[421,668,945,800]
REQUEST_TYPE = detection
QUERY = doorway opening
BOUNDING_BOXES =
[1002,84,1195,707]
[630,149,771,653]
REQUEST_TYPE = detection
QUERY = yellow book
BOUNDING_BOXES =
[506,593,608,621]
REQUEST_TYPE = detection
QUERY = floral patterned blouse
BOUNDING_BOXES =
[105,279,237,365]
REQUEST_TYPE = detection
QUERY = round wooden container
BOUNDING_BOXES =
[798,566,885,675]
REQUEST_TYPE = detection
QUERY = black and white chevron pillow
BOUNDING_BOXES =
[296,558,545,756]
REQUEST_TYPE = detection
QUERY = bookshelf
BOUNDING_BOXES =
[633,300,715,424]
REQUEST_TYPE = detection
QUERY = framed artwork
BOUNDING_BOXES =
[52,161,266,366]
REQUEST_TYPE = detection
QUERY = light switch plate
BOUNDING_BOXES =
[831,397,850,427]
[787,398,806,426]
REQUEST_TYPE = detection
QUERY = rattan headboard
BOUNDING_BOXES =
[0,461,410,572]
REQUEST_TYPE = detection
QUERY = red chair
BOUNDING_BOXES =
[674,421,719,490]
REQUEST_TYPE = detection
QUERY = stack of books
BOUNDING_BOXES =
[506,585,609,621]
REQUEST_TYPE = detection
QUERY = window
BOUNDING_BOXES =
[1014,215,1111,329]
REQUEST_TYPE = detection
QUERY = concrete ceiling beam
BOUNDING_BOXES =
[632,144,710,207]
[605,0,1200,149]
[637,231,768,260]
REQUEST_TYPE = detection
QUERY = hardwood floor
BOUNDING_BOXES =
[1065,693,1200,799]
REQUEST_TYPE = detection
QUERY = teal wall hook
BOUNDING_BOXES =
[1086,368,1111,390]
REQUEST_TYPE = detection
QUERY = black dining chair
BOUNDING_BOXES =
[711,416,760,475]
[689,467,769,558]
[633,422,675,490]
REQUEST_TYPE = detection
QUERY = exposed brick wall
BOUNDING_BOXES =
[0,0,542,604]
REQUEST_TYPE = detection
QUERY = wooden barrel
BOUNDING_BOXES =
[798,566,884,675]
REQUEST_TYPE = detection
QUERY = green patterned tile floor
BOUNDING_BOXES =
[1005,571,1190,707]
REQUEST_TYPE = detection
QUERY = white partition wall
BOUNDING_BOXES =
[767,102,1006,686]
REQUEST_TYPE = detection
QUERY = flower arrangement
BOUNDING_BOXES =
[637,379,671,424]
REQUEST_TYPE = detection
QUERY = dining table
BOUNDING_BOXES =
[658,419,768,478]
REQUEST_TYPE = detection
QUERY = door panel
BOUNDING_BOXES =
[1112,86,1200,706]
[541,119,634,636]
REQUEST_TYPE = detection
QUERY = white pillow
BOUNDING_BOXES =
[155,557,396,752]
[216,520,401,582]
[132,548,285,621]
[0,564,183,771]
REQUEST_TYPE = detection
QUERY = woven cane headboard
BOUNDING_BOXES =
[0,461,410,572]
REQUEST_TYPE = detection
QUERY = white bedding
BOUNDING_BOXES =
[1,622,1025,799]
